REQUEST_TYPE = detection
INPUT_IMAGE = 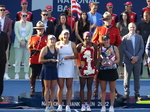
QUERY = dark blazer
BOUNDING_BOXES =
[3,17,12,43]
[55,24,71,41]
[0,31,8,64]
[33,20,54,35]
[122,33,144,64]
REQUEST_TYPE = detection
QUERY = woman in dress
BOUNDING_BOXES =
[116,11,129,78]
[39,35,58,112]
[76,31,98,111]
[75,11,91,44]
[14,12,33,79]
[55,13,71,41]
[56,29,78,112]
[98,35,120,112]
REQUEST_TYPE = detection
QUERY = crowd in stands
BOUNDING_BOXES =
[1,0,150,112]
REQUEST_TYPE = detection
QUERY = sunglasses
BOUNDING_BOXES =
[42,14,48,16]
[103,18,111,21]
[36,29,43,31]
[0,9,6,11]
[22,15,28,17]
[21,3,28,5]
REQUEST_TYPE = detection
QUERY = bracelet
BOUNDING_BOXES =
[70,56,72,59]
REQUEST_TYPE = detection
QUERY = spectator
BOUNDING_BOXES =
[75,11,91,44]
[33,10,54,35]
[16,0,33,22]
[116,11,130,78]
[0,22,8,101]
[64,6,77,42]
[5,10,14,68]
[141,0,150,19]
[76,31,97,111]
[45,5,57,26]
[120,2,137,23]
[0,5,12,80]
[39,35,58,112]
[14,12,33,79]
[92,12,121,97]
[87,2,103,34]
[56,29,78,112]
[122,22,144,100]
[98,35,120,112]
[28,21,48,96]
[137,11,150,77]
[106,2,118,26]
[55,13,71,41]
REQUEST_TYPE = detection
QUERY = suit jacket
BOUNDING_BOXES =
[3,17,12,43]
[14,21,33,49]
[33,20,54,35]
[122,33,144,64]
[0,31,8,64]
[87,12,104,33]
[55,24,71,41]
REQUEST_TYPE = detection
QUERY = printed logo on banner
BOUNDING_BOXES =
[32,0,53,11]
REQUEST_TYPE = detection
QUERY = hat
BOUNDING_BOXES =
[89,2,93,6]
[48,35,56,39]
[33,21,48,29]
[102,35,110,40]
[124,2,132,6]
[5,10,10,14]
[106,2,113,7]
[45,5,52,10]
[102,11,112,19]
[61,29,70,35]
[21,0,28,4]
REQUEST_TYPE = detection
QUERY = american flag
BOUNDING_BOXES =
[71,0,82,18]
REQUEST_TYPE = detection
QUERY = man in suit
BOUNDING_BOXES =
[0,5,12,79]
[0,22,8,100]
[122,22,144,99]
[33,10,54,35]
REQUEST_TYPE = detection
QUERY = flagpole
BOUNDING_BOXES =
[71,0,73,30]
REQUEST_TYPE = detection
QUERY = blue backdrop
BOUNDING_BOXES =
[0,0,147,24]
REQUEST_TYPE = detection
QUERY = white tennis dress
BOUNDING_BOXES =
[58,41,75,78]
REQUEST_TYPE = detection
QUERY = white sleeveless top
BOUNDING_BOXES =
[58,41,75,78]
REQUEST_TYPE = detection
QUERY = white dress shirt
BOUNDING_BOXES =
[0,16,5,31]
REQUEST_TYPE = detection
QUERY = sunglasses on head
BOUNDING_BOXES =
[0,9,6,11]
[43,14,48,16]
[22,15,28,17]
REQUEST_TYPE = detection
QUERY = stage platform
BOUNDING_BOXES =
[1,80,150,111]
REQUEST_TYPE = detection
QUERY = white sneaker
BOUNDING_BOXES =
[86,105,91,111]
[25,74,29,79]
[101,106,106,112]
[66,105,71,112]
[15,74,19,79]
[4,73,10,80]
[81,104,86,111]
[57,105,62,112]
[109,106,114,112]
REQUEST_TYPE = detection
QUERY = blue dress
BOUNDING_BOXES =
[40,47,58,80]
